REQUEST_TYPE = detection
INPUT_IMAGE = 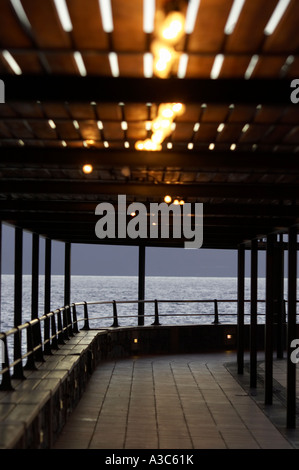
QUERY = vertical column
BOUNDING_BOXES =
[31,233,39,320]
[44,238,52,354]
[64,242,71,307]
[14,227,23,328]
[13,227,24,379]
[275,234,285,359]
[44,238,51,315]
[250,238,258,388]
[138,245,146,326]
[287,226,297,428]
[237,243,245,374]
[265,233,275,405]
[0,223,2,331]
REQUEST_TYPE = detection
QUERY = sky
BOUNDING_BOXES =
[1,222,267,277]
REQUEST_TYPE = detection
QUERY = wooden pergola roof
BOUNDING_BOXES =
[0,0,299,249]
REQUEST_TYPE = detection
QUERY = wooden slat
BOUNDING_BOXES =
[67,103,95,120]
[201,105,229,123]
[4,119,34,139]
[28,120,57,139]
[225,0,278,53]
[187,0,234,52]
[126,123,148,140]
[112,0,145,51]
[55,121,81,140]
[239,124,269,142]
[263,0,299,52]
[193,123,218,142]
[101,122,123,140]
[229,105,259,122]
[172,122,194,141]
[219,55,252,78]
[216,123,243,142]
[22,0,71,48]
[42,103,70,119]
[82,54,111,76]
[45,53,78,74]
[13,52,43,74]
[118,54,144,77]
[0,0,33,47]
[96,104,122,120]
[254,105,284,123]
[283,126,299,144]
[175,104,201,123]
[66,0,108,49]
[0,121,13,138]
[251,56,286,78]
[185,56,215,78]
[10,102,44,118]
[261,124,291,143]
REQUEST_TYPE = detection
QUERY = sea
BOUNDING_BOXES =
[0,274,280,332]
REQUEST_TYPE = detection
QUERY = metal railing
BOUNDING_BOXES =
[0,298,292,391]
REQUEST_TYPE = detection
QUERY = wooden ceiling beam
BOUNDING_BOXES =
[2,76,292,105]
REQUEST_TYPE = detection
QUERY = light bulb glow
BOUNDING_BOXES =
[82,164,93,174]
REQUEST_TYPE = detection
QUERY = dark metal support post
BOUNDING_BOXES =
[237,243,245,374]
[31,233,44,361]
[138,245,145,326]
[13,227,25,379]
[275,234,285,359]
[44,238,52,354]
[64,242,71,307]
[287,226,297,428]
[250,238,258,388]
[265,233,275,405]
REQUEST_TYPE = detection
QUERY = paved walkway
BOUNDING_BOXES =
[53,352,297,450]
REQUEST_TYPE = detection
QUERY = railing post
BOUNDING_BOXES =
[212,299,220,324]
[44,313,52,355]
[72,304,79,334]
[0,334,14,391]
[81,302,90,330]
[51,312,59,350]
[111,300,119,327]
[57,308,65,345]
[12,326,25,380]
[32,318,44,362]
[24,323,37,371]
[152,299,161,326]
[62,307,70,341]
[66,305,74,337]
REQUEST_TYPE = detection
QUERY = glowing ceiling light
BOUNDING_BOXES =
[164,195,172,203]
[217,123,225,132]
[167,142,173,149]
[73,120,80,129]
[2,50,22,75]
[210,54,224,79]
[209,143,215,150]
[103,141,109,148]
[74,51,87,76]
[10,0,31,29]
[242,123,250,133]
[97,120,104,130]
[61,140,67,147]
[193,123,200,132]
[264,0,291,35]
[188,142,194,150]
[98,0,114,32]
[230,143,236,151]
[177,53,189,79]
[244,54,259,79]
[124,141,130,148]
[48,119,56,129]
[185,0,201,34]
[18,139,25,146]
[121,121,128,130]
[82,164,93,174]
[161,11,185,42]
[109,52,119,77]
[53,0,73,32]
[224,0,245,35]
[143,52,153,78]
[143,0,155,33]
